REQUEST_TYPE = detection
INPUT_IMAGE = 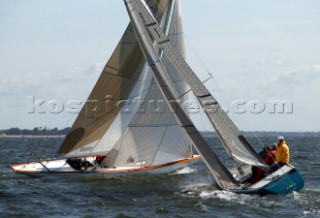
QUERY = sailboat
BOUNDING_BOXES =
[12,0,304,195]
[119,0,304,195]
[11,0,200,175]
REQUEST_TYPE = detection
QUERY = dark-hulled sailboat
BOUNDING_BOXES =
[121,0,304,194]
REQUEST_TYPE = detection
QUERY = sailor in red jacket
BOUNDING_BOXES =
[252,145,277,183]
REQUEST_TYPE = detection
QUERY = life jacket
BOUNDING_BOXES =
[264,149,276,166]
[252,150,276,183]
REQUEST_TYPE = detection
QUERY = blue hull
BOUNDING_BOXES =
[263,168,304,194]
[230,168,304,195]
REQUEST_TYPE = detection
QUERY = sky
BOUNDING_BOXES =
[0,0,319,132]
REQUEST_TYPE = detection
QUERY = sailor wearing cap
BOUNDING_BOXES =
[272,136,290,171]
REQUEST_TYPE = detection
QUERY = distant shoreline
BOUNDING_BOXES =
[0,134,65,138]
[0,131,319,139]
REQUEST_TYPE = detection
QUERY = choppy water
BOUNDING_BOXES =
[1,135,319,217]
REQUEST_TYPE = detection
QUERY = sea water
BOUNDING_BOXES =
[0,135,319,217]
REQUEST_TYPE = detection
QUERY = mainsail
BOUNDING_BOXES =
[102,0,193,168]
[124,0,268,170]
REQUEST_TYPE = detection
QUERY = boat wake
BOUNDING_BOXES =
[199,190,253,204]
[179,182,217,197]
[303,208,319,217]
[170,167,196,175]
[178,182,255,206]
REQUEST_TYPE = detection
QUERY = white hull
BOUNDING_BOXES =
[11,155,201,176]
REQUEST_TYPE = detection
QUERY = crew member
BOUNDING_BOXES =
[264,143,277,166]
[252,145,277,183]
[272,136,290,171]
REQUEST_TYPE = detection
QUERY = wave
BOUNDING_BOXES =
[171,167,196,175]
[199,190,253,204]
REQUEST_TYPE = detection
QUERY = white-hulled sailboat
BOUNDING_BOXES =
[11,0,200,175]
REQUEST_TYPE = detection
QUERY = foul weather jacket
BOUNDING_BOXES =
[275,141,290,164]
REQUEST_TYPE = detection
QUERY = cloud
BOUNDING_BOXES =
[0,63,104,100]
[258,65,320,98]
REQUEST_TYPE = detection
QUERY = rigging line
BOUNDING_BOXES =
[183,35,232,115]
[83,3,123,70]
[53,3,124,149]
[26,149,36,162]
[39,148,49,161]
[159,51,191,102]
[150,125,169,166]
[175,88,193,102]
[251,131,266,147]
[183,36,211,75]
[184,34,267,149]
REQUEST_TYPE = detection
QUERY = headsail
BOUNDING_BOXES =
[124,0,268,169]
[58,0,172,157]
[124,0,239,189]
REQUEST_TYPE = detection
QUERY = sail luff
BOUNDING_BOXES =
[124,0,239,189]
[127,0,268,169]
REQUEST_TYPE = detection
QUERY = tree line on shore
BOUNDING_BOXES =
[0,127,319,137]
[0,127,70,135]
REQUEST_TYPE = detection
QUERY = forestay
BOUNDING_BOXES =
[125,0,268,170]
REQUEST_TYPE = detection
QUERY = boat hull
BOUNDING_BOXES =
[231,164,304,195]
[10,155,201,176]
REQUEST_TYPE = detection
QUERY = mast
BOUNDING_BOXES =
[124,0,239,189]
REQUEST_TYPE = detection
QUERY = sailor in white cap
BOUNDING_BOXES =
[272,136,290,171]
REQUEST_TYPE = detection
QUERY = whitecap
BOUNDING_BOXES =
[303,208,319,216]
[171,167,196,175]
[199,190,253,205]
